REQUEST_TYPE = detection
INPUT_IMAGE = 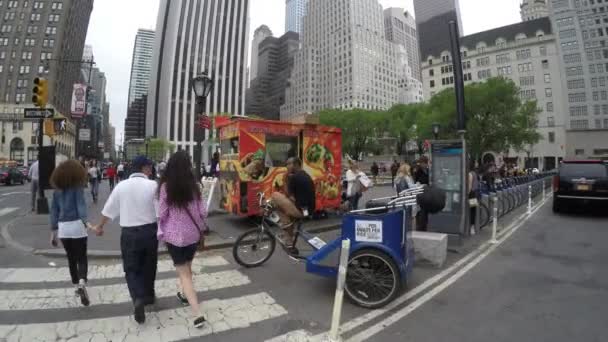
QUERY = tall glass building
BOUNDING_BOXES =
[285,0,309,34]
[147,0,250,159]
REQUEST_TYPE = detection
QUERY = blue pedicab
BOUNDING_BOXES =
[232,187,424,308]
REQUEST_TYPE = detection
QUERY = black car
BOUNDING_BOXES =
[0,167,26,186]
[553,160,608,213]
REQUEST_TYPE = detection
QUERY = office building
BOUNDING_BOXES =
[250,25,272,84]
[247,31,299,120]
[125,95,147,141]
[414,0,463,62]
[0,0,94,163]
[521,0,549,22]
[127,29,155,107]
[281,0,403,120]
[147,0,250,161]
[548,0,608,159]
[420,17,567,170]
[285,0,309,34]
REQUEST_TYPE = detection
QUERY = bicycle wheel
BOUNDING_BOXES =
[232,227,276,268]
[345,249,401,309]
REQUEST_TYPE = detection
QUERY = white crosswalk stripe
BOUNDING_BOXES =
[0,292,287,342]
[0,256,229,283]
[0,270,250,310]
[0,207,19,217]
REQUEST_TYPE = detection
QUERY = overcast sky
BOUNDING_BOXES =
[86,0,521,147]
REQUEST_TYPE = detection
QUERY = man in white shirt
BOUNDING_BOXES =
[28,160,39,212]
[93,156,158,324]
[116,163,125,181]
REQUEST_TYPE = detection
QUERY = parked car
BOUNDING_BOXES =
[0,167,26,186]
[553,160,608,213]
[17,166,29,181]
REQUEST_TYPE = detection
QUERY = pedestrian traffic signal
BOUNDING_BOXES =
[32,77,48,108]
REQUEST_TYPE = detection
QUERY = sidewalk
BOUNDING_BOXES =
[3,181,394,258]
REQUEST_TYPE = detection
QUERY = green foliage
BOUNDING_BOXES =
[146,138,175,161]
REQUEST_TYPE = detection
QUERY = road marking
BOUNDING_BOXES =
[0,292,287,342]
[0,192,29,197]
[0,270,250,310]
[0,207,18,217]
[265,330,316,342]
[346,197,549,342]
[0,255,229,283]
[322,195,551,340]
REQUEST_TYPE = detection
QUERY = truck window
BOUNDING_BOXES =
[220,138,239,155]
[266,135,298,167]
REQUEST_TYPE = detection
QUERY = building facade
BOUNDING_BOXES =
[285,0,309,34]
[0,0,93,164]
[124,95,147,142]
[127,29,155,107]
[414,0,463,63]
[548,0,608,159]
[281,0,403,120]
[522,0,550,21]
[249,25,272,84]
[247,31,299,120]
[147,0,250,161]
[420,17,567,171]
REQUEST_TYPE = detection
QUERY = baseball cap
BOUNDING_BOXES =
[132,155,153,170]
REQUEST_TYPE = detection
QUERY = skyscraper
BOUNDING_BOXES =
[0,0,94,163]
[285,0,309,34]
[413,0,463,62]
[147,0,250,160]
[384,9,422,81]
[247,31,300,120]
[127,29,155,107]
[249,25,272,83]
[521,0,549,22]
[548,0,608,159]
[281,0,402,120]
[124,29,155,142]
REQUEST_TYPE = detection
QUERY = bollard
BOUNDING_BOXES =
[528,184,532,215]
[490,195,498,244]
[329,239,351,342]
[542,179,546,199]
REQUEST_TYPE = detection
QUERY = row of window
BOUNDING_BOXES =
[0,64,49,74]
[0,37,54,46]
[2,1,63,10]
[0,51,52,59]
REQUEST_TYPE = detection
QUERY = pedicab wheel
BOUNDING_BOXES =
[345,249,401,309]
[233,228,276,268]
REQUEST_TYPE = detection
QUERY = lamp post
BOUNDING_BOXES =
[432,123,440,140]
[191,72,214,180]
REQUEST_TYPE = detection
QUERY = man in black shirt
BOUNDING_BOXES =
[271,157,315,253]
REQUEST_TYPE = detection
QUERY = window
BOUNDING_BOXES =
[476,57,490,67]
[497,66,512,75]
[516,49,532,60]
[594,105,601,115]
[478,69,492,79]
[48,14,60,22]
[266,135,298,167]
[430,80,435,88]
[540,46,547,56]
[541,60,549,69]
[0,65,3,73]
[559,29,577,39]
[520,76,535,86]
[520,89,537,100]
[547,102,554,112]
[19,65,30,74]
[463,73,472,81]
[496,53,510,64]
[568,92,587,102]
[30,13,41,21]
[567,79,585,89]
[574,149,585,155]
[518,62,533,72]
[602,91,607,100]
[545,88,553,97]
[560,40,579,50]
[563,53,582,63]
[570,105,588,116]
[566,66,584,76]
[547,116,555,127]
[570,120,589,129]
[548,132,555,143]
[429,69,434,77]
[542,74,551,83]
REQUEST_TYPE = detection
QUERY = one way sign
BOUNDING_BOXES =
[24,108,55,119]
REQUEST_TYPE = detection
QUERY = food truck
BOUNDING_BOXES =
[217,117,342,217]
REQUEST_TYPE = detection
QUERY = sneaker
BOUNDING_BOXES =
[76,285,90,307]
[133,300,146,324]
[193,316,206,328]
[285,245,300,256]
[176,292,189,306]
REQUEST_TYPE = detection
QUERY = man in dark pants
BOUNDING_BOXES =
[93,156,159,324]
[413,156,430,230]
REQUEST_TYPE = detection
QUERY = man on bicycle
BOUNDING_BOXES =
[271,157,315,254]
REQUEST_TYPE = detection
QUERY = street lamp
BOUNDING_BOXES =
[432,123,441,140]
[191,72,214,180]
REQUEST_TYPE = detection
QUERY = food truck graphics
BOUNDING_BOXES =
[217,117,342,217]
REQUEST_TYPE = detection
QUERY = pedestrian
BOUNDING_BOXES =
[157,151,207,328]
[157,160,167,179]
[87,160,101,203]
[394,163,415,195]
[117,162,125,182]
[28,159,39,212]
[468,160,480,235]
[413,156,430,231]
[210,152,220,177]
[390,159,400,186]
[92,156,159,324]
[345,160,368,210]
[49,160,92,306]
[106,163,117,191]
[370,162,379,183]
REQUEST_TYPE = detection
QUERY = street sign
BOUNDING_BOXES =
[197,114,211,129]
[71,84,87,118]
[79,128,91,141]
[24,108,54,119]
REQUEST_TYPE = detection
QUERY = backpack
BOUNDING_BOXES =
[395,177,409,194]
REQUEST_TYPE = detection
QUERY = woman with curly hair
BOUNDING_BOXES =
[49,159,92,306]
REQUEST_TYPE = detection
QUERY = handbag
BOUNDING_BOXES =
[184,206,207,251]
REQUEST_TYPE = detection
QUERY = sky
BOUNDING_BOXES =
[86,0,521,147]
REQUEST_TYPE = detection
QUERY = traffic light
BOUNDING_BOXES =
[54,118,67,133]
[32,77,48,108]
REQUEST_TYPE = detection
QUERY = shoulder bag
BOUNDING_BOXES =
[184,205,207,251]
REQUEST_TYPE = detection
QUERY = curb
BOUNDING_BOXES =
[32,221,342,259]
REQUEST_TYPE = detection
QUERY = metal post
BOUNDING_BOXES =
[329,239,351,342]
[490,195,498,244]
[528,184,532,215]
[36,117,48,214]
[542,179,546,199]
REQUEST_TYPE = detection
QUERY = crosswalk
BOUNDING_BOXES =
[0,255,290,342]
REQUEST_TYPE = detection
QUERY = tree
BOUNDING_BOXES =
[386,103,424,156]
[319,109,380,159]
[146,138,175,161]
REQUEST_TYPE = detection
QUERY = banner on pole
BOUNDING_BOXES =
[71,84,87,119]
